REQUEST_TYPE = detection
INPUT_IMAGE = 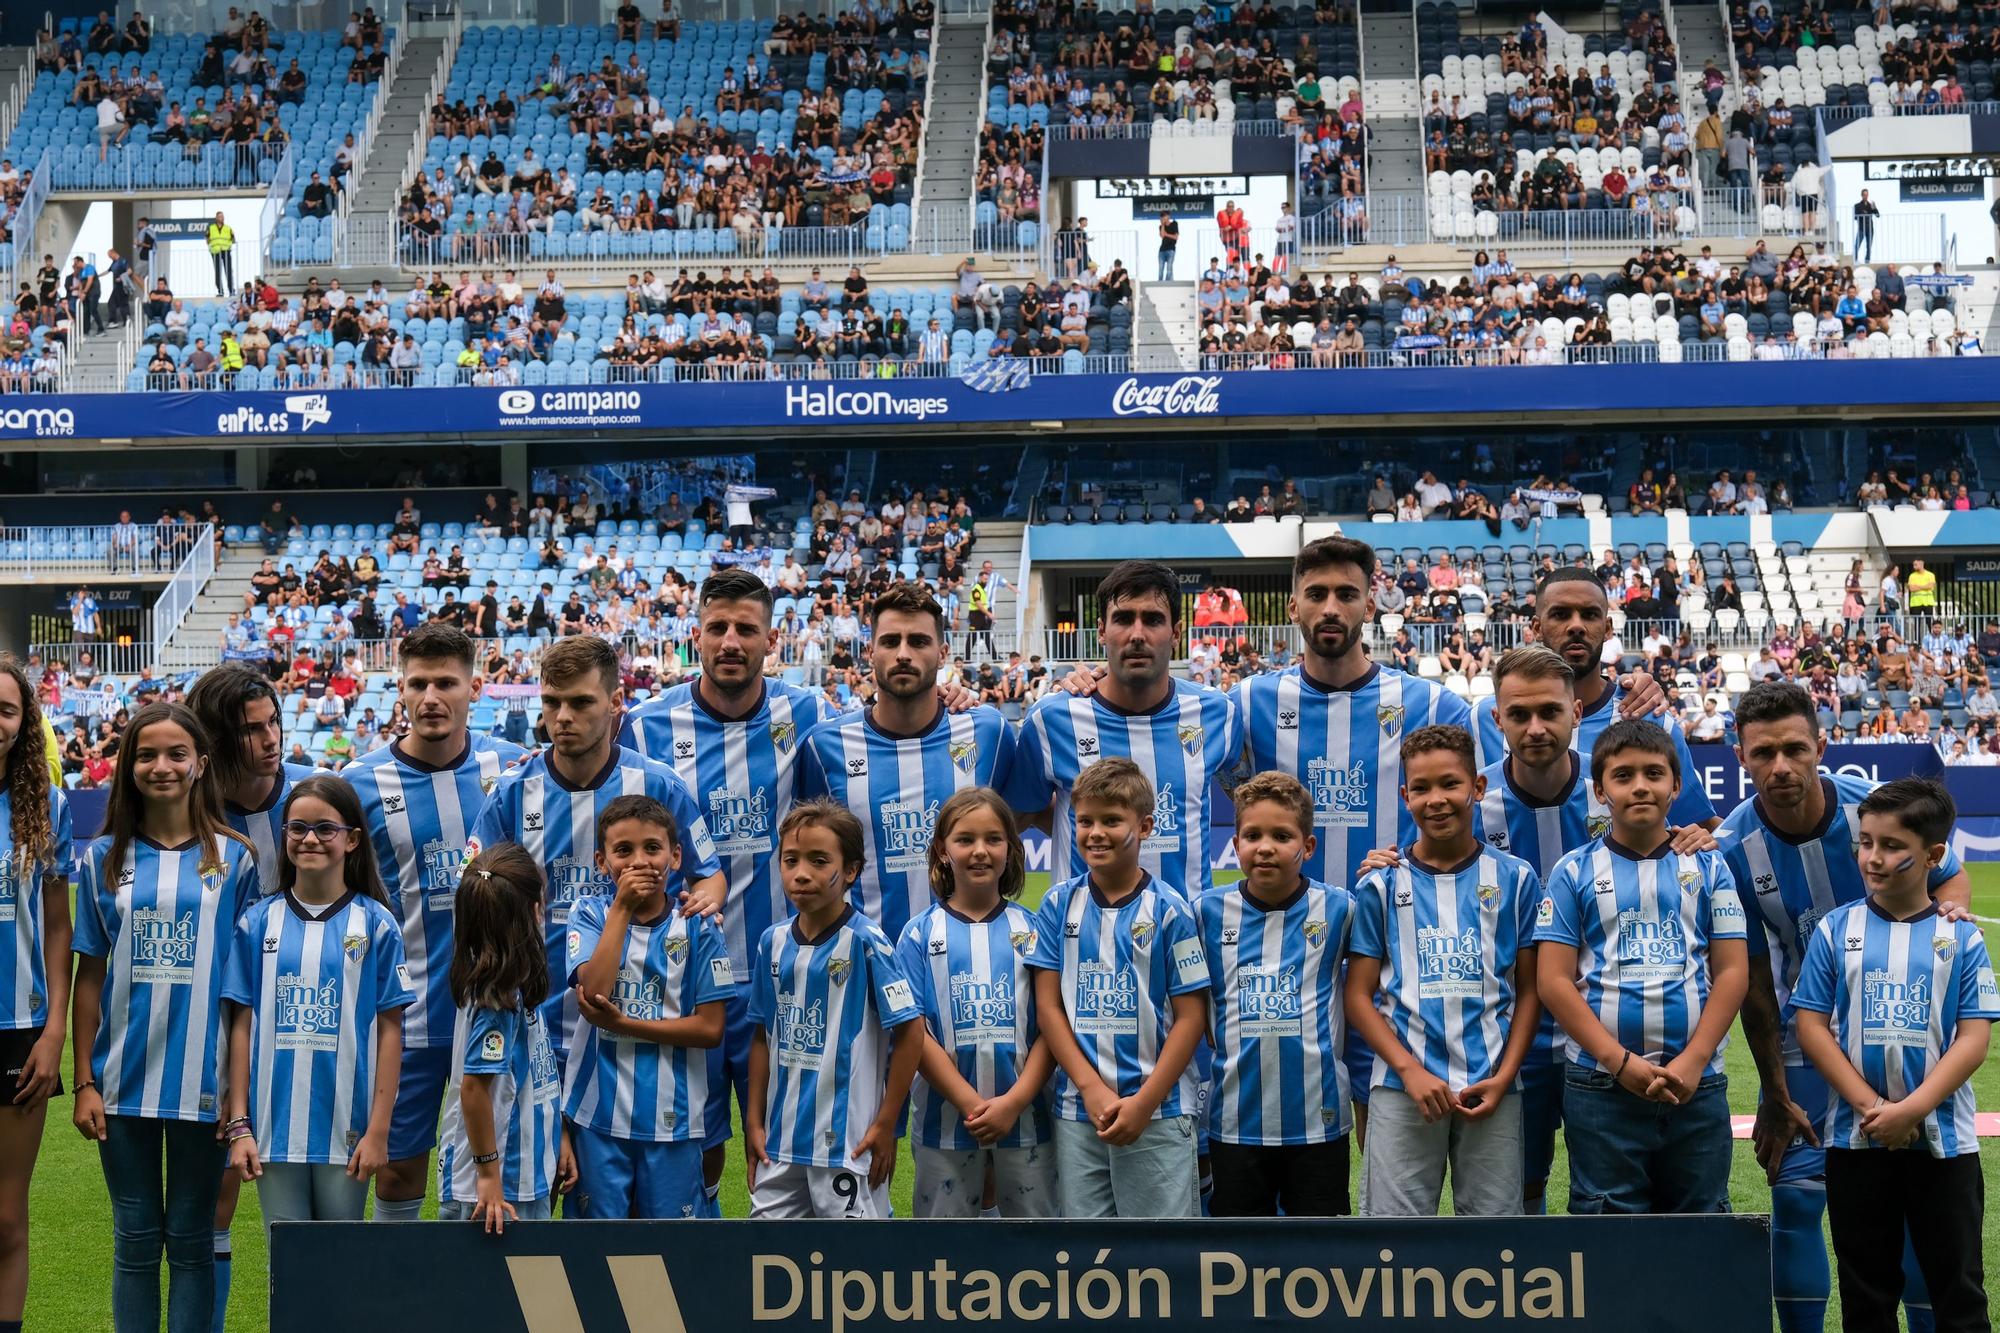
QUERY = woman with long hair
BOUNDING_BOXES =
[0,654,74,1330]
[71,703,255,1333]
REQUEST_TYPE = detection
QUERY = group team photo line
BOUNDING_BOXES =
[0,548,1990,1332]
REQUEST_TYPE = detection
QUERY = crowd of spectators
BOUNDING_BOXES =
[400,7,928,262]
[1193,243,1977,369]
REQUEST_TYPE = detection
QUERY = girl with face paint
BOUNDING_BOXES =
[71,703,257,1333]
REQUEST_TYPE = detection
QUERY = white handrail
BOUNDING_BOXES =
[152,522,217,665]
[906,7,942,234]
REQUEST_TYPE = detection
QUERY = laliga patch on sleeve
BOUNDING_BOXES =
[567,929,582,957]
[463,835,482,861]
[1536,896,1555,926]
[711,957,735,988]
[395,963,413,992]
[1172,936,1206,983]
[882,979,915,1012]
[480,1031,506,1062]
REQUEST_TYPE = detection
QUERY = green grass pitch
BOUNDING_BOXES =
[22,868,2000,1329]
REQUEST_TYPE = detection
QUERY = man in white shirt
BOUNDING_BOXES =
[1415,470,1453,515]
[1690,696,1728,740]
[96,95,129,159]
[1708,471,1738,511]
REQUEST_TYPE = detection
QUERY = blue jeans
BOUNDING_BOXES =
[1158,249,1175,281]
[99,1116,227,1333]
[1562,1063,1731,1214]
[502,710,529,745]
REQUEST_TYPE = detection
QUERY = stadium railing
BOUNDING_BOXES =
[5,148,51,293]
[152,522,217,665]
[27,641,158,676]
[50,140,289,194]
[0,523,201,577]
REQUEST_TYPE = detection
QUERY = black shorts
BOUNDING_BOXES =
[0,1026,61,1101]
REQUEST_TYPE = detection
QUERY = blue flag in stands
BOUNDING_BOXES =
[961,360,1034,392]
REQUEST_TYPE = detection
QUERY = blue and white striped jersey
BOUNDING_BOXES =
[749,906,922,1168]
[1352,849,1541,1091]
[224,763,320,896]
[1236,664,1473,889]
[1535,839,1748,1074]
[73,834,258,1122]
[439,1002,562,1204]
[341,736,523,1050]
[469,747,720,1058]
[1792,900,1998,1158]
[1009,681,1241,897]
[1198,880,1355,1145]
[800,706,1018,944]
[562,896,736,1143]
[1474,754,1609,1069]
[1719,773,1962,1064]
[893,900,1050,1151]
[620,679,826,975]
[222,891,415,1164]
[0,786,74,1030]
[1025,872,1208,1122]
[1472,684,1716,826]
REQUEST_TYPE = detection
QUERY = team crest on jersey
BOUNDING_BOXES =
[1377,704,1404,734]
[769,721,796,753]
[480,775,498,795]
[1588,814,1612,838]
[1130,917,1156,945]
[383,793,406,814]
[1477,881,1499,906]
[1933,935,1956,961]
[1177,723,1204,757]
[200,866,225,894]
[343,932,368,961]
[1010,929,1037,955]
[1303,918,1327,948]
[664,935,688,962]
[948,738,979,773]
[827,957,853,986]
[1319,1107,1340,1126]
[1678,870,1700,894]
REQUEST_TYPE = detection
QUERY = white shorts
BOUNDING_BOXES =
[912,1142,1058,1219]
[750,1160,891,1219]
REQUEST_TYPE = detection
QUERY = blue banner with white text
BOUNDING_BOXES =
[8,358,1999,442]
[269,1215,1773,1332]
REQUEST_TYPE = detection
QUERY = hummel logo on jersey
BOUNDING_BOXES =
[383,794,405,814]
[523,811,544,831]
[675,738,696,759]
[1065,922,1080,937]
[929,938,948,956]
[847,757,866,776]
[1487,831,1507,845]
[1077,737,1098,756]
[1394,884,1414,907]
[1221,927,1239,945]
[1277,708,1298,729]
[263,936,279,953]
[1594,877,1615,895]
[1847,932,1865,950]
[1754,872,1778,896]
